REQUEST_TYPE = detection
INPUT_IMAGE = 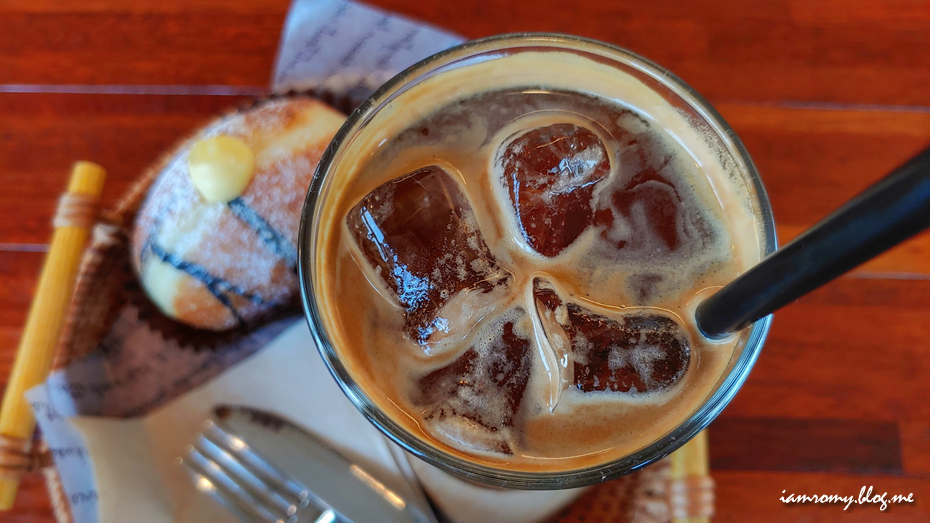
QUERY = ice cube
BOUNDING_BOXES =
[593,147,711,257]
[497,123,610,257]
[533,279,689,393]
[347,166,512,349]
[415,308,533,455]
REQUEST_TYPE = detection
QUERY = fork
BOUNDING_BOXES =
[180,420,336,523]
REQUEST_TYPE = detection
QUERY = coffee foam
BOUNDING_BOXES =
[313,49,764,471]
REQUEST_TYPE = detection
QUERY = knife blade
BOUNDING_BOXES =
[213,405,427,523]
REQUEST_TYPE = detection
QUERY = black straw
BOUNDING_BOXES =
[696,145,930,338]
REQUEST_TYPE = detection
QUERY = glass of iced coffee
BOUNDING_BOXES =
[298,34,776,489]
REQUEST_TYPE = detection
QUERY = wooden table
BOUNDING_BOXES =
[1,1,928,521]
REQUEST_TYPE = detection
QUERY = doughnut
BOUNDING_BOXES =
[131,98,345,330]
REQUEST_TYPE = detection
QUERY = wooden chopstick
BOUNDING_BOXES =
[0,162,106,510]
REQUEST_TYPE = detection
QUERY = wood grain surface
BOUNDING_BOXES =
[1,0,927,521]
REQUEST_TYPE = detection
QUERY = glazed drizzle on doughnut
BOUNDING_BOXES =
[144,239,267,324]
[227,198,299,268]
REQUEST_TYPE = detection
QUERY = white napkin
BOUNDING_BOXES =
[272,0,465,106]
[68,321,434,523]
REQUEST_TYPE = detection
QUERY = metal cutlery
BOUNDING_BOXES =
[180,406,426,523]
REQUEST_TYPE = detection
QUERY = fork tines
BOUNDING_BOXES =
[181,420,332,523]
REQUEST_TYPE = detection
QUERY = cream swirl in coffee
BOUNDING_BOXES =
[314,50,763,471]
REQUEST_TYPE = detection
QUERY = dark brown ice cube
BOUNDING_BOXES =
[497,123,610,257]
[593,146,711,258]
[415,309,533,454]
[347,166,512,348]
[533,280,689,394]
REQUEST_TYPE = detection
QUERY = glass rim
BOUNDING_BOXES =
[298,32,777,489]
